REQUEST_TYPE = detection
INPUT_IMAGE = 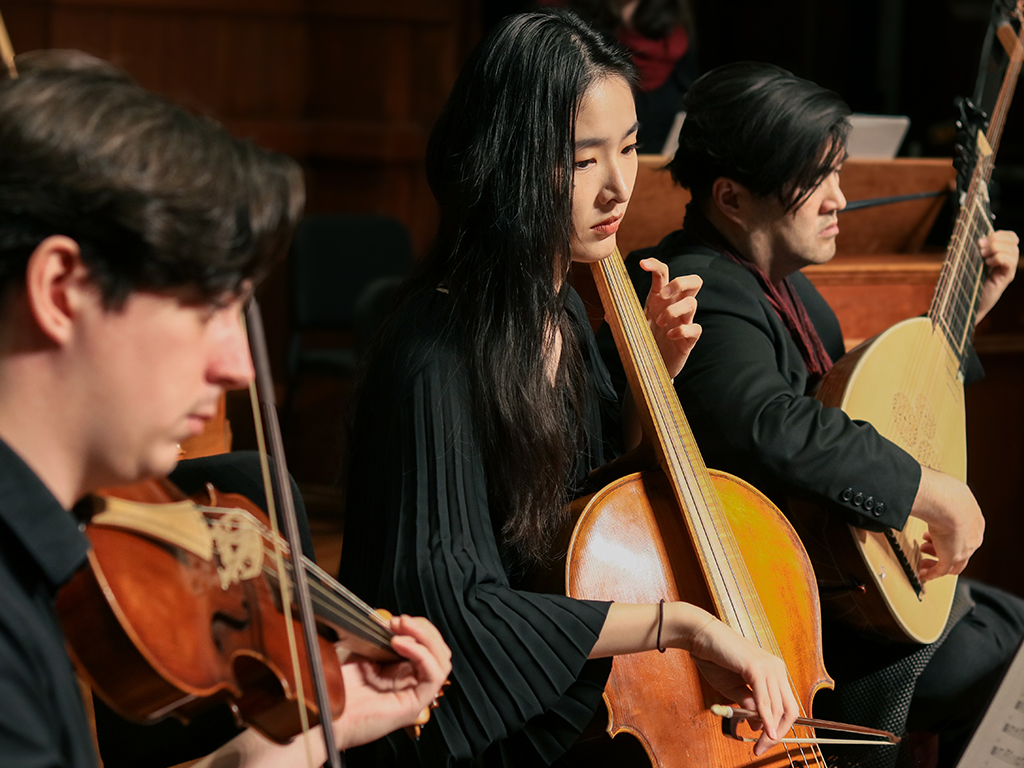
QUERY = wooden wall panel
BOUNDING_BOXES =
[43,5,309,119]
[0,0,475,377]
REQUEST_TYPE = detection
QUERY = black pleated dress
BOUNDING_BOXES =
[338,286,622,767]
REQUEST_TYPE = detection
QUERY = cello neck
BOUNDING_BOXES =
[591,251,771,637]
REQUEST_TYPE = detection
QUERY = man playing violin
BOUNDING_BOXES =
[0,50,451,768]
[619,62,1024,767]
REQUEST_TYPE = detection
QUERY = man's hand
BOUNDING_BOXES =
[910,466,985,582]
[331,614,453,750]
[188,616,451,768]
[975,230,1019,325]
[639,258,702,379]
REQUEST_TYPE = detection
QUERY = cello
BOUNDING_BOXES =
[565,250,892,766]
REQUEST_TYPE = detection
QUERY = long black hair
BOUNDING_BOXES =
[669,62,851,212]
[411,10,636,563]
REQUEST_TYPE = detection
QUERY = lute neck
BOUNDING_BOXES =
[929,5,1024,367]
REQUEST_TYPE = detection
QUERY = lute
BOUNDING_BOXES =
[788,0,1024,644]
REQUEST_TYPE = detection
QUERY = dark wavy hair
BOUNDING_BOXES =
[0,50,303,308]
[669,62,851,211]
[410,9,636,563]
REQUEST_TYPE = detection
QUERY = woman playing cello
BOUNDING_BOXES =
[339,10,800,766]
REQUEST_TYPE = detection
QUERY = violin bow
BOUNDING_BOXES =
[0,8,16,79]
[245,299,344,768]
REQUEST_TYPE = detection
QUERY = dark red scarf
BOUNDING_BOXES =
[682,205,833,380]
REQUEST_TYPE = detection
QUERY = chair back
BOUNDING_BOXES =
[290,214,414,331]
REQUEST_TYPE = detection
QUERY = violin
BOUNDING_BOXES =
[57,475,397,744]
[57,300,441,756]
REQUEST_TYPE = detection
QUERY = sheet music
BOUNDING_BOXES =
[660,111,686,158]
[845,114,910,159]
[650,112,909,160]
[956,640,1024,767]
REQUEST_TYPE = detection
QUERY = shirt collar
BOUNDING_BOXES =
[0,438,89,587]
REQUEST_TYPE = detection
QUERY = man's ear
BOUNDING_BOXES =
[710,177,754,230]
[25,235,93,346]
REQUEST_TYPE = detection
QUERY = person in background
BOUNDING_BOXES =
[540,0,696,150]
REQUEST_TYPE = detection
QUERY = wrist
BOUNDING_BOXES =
[910,466,958,528]
[663,602,717,652]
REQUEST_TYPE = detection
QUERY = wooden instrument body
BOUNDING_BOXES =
[568,469,832,767]
[57,482,347,745]
[564,250,838,766]
[793,317,963,643]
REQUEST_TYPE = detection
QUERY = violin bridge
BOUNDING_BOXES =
[210,511,265,589]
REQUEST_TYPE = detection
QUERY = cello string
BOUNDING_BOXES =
[607,254,778,641]
[607,256,774,647]
[638,300,825,766]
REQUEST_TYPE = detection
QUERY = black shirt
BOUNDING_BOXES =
[340,287,616,767]
[0,438,97,768]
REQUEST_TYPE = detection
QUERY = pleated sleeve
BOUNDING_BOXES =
[339,289,614,767]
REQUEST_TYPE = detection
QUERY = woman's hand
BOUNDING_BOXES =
[331,614,453,750]
[639,258,702,379]
[589,601,797,756]
[682,610,799,757]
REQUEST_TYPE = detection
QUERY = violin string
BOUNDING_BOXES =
[224,519,391,640]
[201,516,392,644]
[196,506,393,646]
[602,257,825,765]
[260,561,392,647]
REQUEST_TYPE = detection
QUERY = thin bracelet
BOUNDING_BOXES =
[657,599,666,653]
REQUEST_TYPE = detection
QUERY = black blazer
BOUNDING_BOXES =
[623,230,921,532]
